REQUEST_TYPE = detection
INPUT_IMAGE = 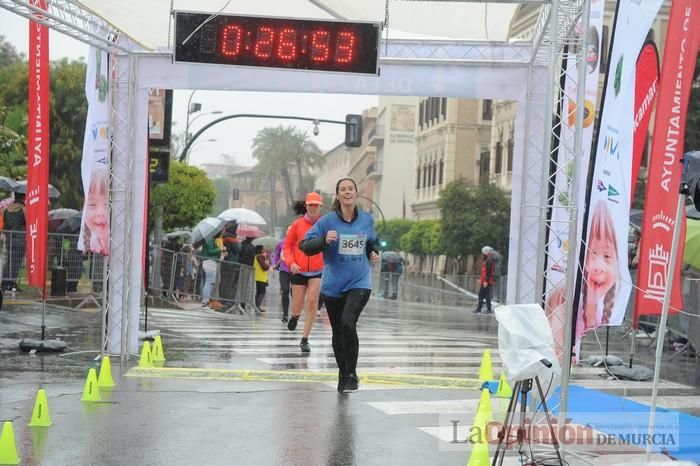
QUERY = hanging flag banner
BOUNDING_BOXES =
[78,47,111,256]
[543,0,605,360]
[573,0,663,355]
[630,42,660,198]
[633,0,700,326]
[26,0,50,289]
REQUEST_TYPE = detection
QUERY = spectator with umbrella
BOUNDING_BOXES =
[220,221,241,306]
[380,251,404,300]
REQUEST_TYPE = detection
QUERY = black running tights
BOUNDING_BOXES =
[323,289,371,377]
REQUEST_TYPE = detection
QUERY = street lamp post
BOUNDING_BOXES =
[184,90,200,147]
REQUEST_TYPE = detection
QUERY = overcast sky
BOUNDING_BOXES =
[1,8,378,168]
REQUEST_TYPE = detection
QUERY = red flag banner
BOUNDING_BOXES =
[633,0,700,326]
[26,0,50,290]
[630,42,659,199]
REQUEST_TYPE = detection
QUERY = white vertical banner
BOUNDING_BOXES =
[544,0,605,359]
[575,0,663,352]
[78,47,111,256]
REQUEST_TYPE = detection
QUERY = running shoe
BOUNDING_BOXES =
[282,316,289,323]
[337,371,345,393]
[344,374,359,393]
[299,338,311,353]
[287,314,299,331]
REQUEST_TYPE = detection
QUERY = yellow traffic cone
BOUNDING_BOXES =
[138,341,153,368]
[495,372,512,399]
[151,336,165,362]
[466,433,490,466]
[28,389,53,427]
[476,388,493,422]
[477,349,494,382]
[98,356,116,388]
[0,421,20,465]
[81,368,102,402]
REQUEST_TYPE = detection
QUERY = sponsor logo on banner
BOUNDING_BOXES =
[614,56,623,96]
[596,180,607,192]
[603,125,620,159]
[607,184,620,202]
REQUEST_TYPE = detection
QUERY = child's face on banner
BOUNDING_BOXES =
[586,236,618,300]
[86,184,109,253]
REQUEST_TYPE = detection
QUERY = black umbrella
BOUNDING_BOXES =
[56,213,82,234]
[381,251,403,263]
[13,180,61,198]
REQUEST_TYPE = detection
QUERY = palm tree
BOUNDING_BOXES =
[251,125,324,206]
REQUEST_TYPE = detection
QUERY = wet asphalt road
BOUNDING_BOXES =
[1,293,698,465]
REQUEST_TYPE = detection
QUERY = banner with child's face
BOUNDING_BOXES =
[575,0,663,354]
[78,47,111,256]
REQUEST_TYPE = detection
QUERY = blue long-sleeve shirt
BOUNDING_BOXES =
[302,209,377,298]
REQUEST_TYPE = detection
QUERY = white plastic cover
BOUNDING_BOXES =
[495,304,561,392]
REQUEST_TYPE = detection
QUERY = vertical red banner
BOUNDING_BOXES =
[630,42,659,199]
[633,0,700,326]
[27,0,50,290]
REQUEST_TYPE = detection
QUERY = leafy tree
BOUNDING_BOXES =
[438,180,510,273]
[0,56,88,208]
[437,180,475,272]
[400,220,435,270]
[252,125,324,207]
[376,218,413,251]
[0,35,23,67]
[150,162,216,231]
[422,220,442,273]
[469,184,510,263]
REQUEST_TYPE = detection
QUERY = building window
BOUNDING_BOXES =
[423,164,428,188]
[433,97,440,121]
[416,167,421,189]
[495,142,503,174]
[479,147,490,186]
[482,99,493,120]
[441,98,447,119]
[419,101,424,130]
[507,127,514,172]
[439,159,444,185]
[432,161,437,186]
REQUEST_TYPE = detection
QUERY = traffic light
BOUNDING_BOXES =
[345,114,362,147]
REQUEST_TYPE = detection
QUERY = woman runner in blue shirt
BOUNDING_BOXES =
[300,178,380,393]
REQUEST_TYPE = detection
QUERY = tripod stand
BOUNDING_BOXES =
[491,376,563,466]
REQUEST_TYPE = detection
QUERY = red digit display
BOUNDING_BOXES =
[220,24,243,57]
[335,31,355,64]
[310,30,331,62]
[175,12,380,75]
[277,28,297,60]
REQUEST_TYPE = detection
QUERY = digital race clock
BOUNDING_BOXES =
[174,12,381,75]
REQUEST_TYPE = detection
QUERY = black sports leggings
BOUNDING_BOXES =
[323,289,371,377]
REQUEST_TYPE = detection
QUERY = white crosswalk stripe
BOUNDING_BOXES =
[144,305,700,448]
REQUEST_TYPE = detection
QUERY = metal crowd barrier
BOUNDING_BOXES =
[148,247,255,309]
[1,229,103,300]
[371,271,506,307]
